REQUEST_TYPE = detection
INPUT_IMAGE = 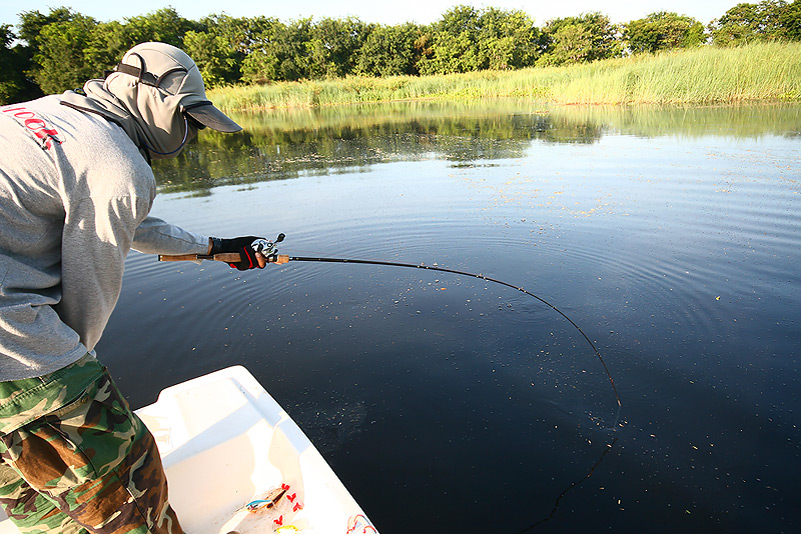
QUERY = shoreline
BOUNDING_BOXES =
[208,42,801,112]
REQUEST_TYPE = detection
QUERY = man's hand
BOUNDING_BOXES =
[209,236,267,270]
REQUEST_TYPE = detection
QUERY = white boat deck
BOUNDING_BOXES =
[0,366,376,534]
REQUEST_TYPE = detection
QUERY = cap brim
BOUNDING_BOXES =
[185,104,242,133]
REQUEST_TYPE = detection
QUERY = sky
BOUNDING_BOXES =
[1,1,741,27]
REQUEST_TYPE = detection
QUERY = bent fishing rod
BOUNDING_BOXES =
[160,233,622,409]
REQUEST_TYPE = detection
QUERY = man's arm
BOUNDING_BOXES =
[132,216,209,256]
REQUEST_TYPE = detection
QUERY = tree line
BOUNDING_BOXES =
[2,1,800,105]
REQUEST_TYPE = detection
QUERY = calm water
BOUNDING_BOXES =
[98,101,801,533]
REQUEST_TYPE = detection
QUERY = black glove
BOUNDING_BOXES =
[210,236,264,270]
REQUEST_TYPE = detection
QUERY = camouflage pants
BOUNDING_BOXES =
[0,354,182,534]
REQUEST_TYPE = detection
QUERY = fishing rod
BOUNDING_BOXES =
[162,233,622,528]
[160,233,622,409]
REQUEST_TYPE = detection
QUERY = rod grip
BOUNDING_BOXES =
[157,253,291,263]
[158,253,242,262]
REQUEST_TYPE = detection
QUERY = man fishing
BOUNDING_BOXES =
[0,42,267,533]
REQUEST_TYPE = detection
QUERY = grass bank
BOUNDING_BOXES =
[209,42,801,111]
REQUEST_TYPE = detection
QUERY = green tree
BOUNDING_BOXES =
[13,7,77,96]
[17,7,198,96]
[537,23,594,66]
[710,1,791,45]
[86,8,197,75]
[355,23,421,76]
[1,25,28,103]
[182,13,264,87]
[418,5,540,74]
[199,13,263,57]
[127,7,194,47]
[476,7,540,70]
[781,0,801,40]
[183,31,239,87]
[419,5,482,74]
[32,13,99,94]
[238,17,284,84]
[17,7,76,53]
[624,12,706,54]
[539,12,622,65]
[269,18,314,81]
[309,17,372,78]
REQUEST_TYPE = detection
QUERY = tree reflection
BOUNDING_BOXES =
[152,100,801,194]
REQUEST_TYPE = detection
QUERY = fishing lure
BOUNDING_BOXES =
[245,486,287,512]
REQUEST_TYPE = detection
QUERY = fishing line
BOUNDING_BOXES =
[285,255,622,412]
[282,254,624,530]
[518,437,619,532]
[161,239,624,526]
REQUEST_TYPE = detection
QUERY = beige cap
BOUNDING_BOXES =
[114,42,241,133]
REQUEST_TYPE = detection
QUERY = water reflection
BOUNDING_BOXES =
[153,101,801,195]
[109,99,801,533]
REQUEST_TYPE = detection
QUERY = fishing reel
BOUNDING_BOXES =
[251,233,285,262]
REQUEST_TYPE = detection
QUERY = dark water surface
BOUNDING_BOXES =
[98,101,801,533]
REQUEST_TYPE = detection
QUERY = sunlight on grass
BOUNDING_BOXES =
[208,42,801,110]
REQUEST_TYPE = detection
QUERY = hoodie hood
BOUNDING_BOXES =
[60,42,241,160]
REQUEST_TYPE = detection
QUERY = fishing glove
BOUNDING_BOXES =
[210,236,264,270]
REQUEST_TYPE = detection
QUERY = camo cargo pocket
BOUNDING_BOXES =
[0,353,105,435]
[0,369,182,533]
[0,370,133,495]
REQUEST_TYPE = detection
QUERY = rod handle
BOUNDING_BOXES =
[158,253,241,262]
[158,253,291,263]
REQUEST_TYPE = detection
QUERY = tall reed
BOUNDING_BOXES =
[208,42,801,111]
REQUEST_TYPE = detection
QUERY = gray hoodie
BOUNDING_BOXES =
[1,43,242,381]
[0,94,209,381]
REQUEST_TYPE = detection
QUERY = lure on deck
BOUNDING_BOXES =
[245,486,288,512]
